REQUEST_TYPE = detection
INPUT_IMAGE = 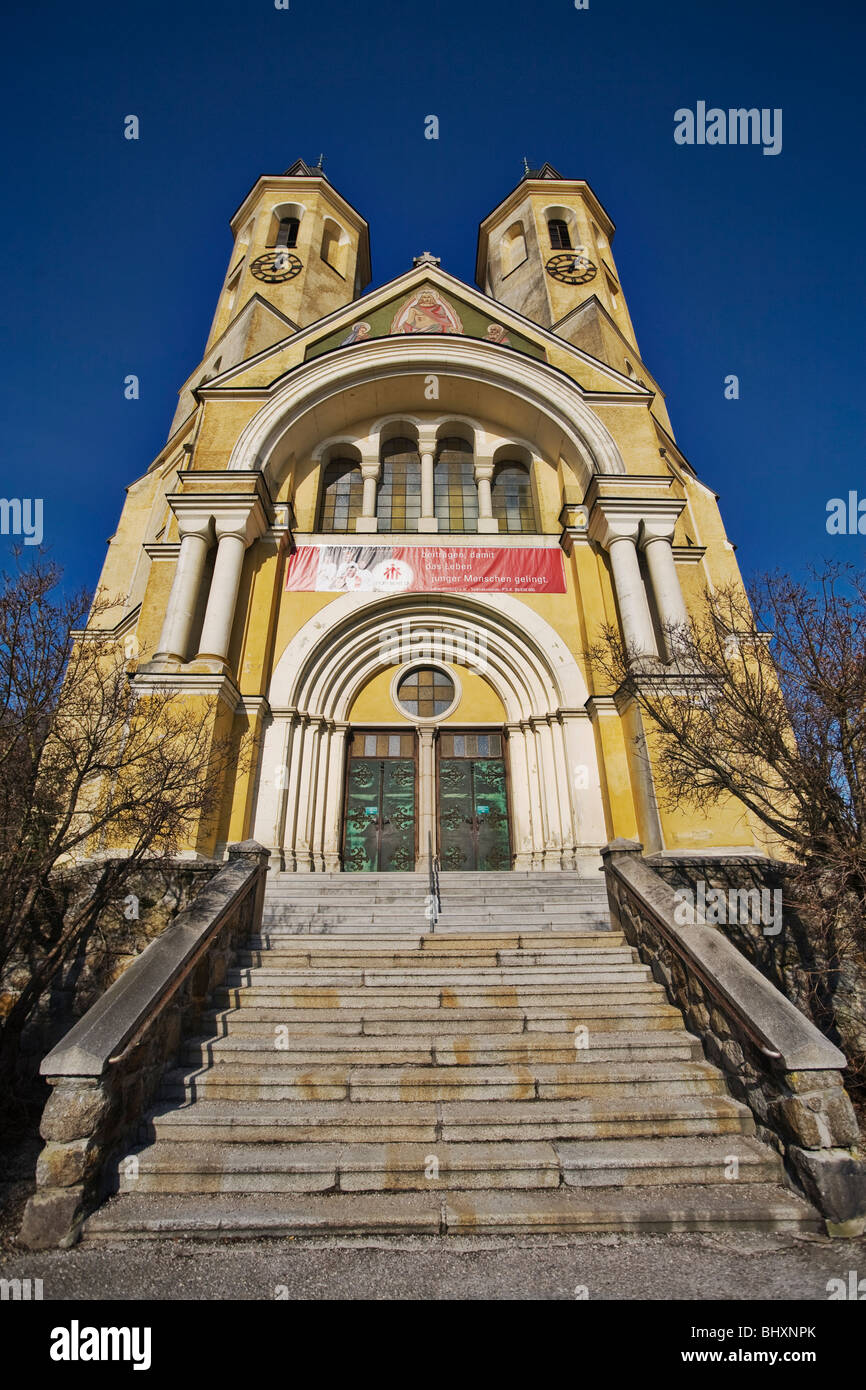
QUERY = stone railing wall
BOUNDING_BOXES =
[602,840,866,1234]
[19,840,269,1249]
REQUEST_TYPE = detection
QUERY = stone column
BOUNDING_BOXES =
[322,722,349,870]
[151,512,214,665]
[640,515,690,661]
[518,718,546,869]
[558,709,608,867]
[355,445,380,533]
[281,712,307,871]
[504,723,533,869]
[588,505,658,663]
[418,433,438,533]
[531,715,562,869]
[195,503,266,670]
[417,726,437,865]
[475,458,499,534]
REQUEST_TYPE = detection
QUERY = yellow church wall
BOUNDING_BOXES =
[640,716,759,852]
[134,560,177,665]
[593,403,679,476]
[231,539,284,695]
[292,458,323,530]
[545,344,629,395]
[222,702,270,848]
[93,473,162,625]
[187,400,262,473]
[589,707,639,842]
[348,663,506,725]
[270,589,343,677]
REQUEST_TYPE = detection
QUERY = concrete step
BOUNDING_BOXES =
[223,968,652,988]
[248,933,621,949]
[212,995,673,1018]
[143,1094,757,1145]
[83,1182,820,1241]
[113,1140,563,1193]
[79,895,817,1239]
[235,949,637,968]
[257,928,617,939]
[181,1030,704,1067]
[200,1003,686,1035]
[260,918,613,932]
[159,1058,726,1103]
[110,1133,781,1196]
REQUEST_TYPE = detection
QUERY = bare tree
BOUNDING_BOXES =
[588,563,866,1086]
[0,554,238,1103]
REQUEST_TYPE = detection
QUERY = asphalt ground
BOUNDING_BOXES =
[2,1228,864,1300]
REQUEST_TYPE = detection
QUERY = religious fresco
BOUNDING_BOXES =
[305,282,545,362]
[390,287,463,334]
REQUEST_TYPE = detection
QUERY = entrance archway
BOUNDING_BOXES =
[252,591,607,872]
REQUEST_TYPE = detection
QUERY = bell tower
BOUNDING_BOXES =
[476,164,643,376]
[206,158,372,349]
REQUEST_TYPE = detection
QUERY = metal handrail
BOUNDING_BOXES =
[426,830,441,930]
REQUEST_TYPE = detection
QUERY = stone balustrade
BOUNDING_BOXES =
[601,839,866,1233]
[20,841,269,1249]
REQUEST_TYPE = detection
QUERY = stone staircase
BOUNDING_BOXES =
[83,871,819,1239]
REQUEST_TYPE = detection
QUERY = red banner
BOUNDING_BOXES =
[283,545,566,594]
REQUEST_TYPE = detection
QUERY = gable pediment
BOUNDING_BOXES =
[202,264,649,400]
[303,280,545,363]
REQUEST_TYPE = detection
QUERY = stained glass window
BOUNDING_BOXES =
[318,459,363,532]
[355,732,415,758]
[434,437,478,533]
[378,437,421,532]
[439,733,502,757]
[491,462,536,533]
[397,667,455,718]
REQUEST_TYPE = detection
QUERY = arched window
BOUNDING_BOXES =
[491,462,536,534]
[378,437,421,532]
[275,216,299,248]
[321,218,346,275]
[318,459,363,532]
[548,218,571,250]
[434,437,478,533]
[501,221,527,276]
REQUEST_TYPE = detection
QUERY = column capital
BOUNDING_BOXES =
[587,500,644,548]
[417,431,438,456]
[639,501,686,548]
[211,495,270,547]
[166,499,215,543]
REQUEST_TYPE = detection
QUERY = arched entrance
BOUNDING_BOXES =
[252,592,607,874]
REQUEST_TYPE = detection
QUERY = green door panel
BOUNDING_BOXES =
[438,757,510,871]
[343,758,416,871]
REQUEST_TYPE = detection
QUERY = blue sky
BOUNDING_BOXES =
[2,0,864,591]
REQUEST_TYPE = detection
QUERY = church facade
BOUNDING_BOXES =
[97,160,768,874]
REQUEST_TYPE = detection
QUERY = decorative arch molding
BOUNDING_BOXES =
[268,590,588,718]
[227,335,627,494]
[252,590,607,873]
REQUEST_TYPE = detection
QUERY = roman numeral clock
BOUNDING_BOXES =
[545,250,597,284]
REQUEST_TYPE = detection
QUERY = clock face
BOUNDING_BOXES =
[250,250,303,283]
[545,252,597,285]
